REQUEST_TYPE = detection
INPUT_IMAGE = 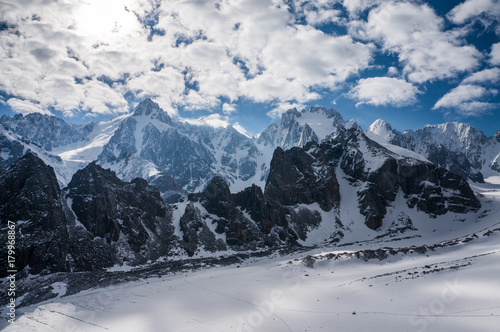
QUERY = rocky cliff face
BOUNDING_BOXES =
[174,126,480,257]
[0,125,484,276]
[0,154,179,276]
[263,128,480,230]
[0,126,26,169]
[65,162,178,268]
[265,144,340,211]
[366,119,500,182]
[0,153,69,276]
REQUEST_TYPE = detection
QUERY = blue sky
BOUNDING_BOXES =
[0,0,499,136]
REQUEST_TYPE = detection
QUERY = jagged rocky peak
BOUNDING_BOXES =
[66,162,167,240]
[264,128,481,231]
[259,105,349,150]
[65,161,177,267]
[281,107,301,123]
[0,152,69,276]
[307,106,345,126]
[132,98,172,124]
[264,144,340,212]
[257,122,279,145]
[0,112,93,151]
[344,118,359,130]
[0,152,63,227]
[365,119,500,183]
[200,176,235,218]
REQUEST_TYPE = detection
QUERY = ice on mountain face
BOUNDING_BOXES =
[54,115,125,164]
[296,106,345,142]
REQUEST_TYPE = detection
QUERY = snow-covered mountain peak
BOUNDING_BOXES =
[366,119,395,144]
[308,105,343,119]
[132,98,172,124]
[344,118,359,130]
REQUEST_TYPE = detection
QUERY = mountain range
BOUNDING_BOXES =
[1,99,497,280]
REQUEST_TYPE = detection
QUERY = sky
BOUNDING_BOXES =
[0,0,499,137]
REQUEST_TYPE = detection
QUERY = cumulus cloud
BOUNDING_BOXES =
[387,66,398,76]
[448,0,500,29]
[491,43,500,65]
[433,84,498,116]
[0,0,376,119]
[462,68,500,85]
[342,0,383,17]
[222,103,237,115]
[349,77,419,107]
[0,0,496,127]
[351,2,482,83]
[7,98,53,116]
[266,102,305,119]
[181,113,229,128]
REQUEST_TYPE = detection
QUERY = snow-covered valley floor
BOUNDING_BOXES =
[2,182,500,332]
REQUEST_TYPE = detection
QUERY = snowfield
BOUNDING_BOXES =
[2,182,500,332]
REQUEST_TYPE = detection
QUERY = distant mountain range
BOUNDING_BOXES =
[0,99,497,276]
[1,99,498,195]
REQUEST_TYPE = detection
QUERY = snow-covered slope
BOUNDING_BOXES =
[0,125,78,186]
[3,183,499,332]
[1,113,124,187]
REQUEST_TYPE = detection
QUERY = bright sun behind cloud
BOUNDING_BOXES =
[72,0,140,42]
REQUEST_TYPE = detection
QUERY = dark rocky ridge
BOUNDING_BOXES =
[0,126,482,275]
[263,128,480,230]
[65,163,178,268]
[0,154,179,276]
[0,153,69,276]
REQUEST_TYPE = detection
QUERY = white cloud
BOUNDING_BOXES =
[181,113,229,128]
[222,103,237,115]
[0,0,377,120]
[342,0,383,17]
[462,68,500,84]
[285,0,343,26]
[349,77,419,107]
[266,101,305,119]
[433,84,498,116]
[0,0,495,124]
[304,9,343,26]
[387,66,398,76]
[7,98,53,116]
[448,0,500,28]
[351,2,482,83]
[491,43,500,66]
